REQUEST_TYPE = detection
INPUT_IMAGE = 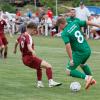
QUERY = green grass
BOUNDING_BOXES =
[0,35,100,100]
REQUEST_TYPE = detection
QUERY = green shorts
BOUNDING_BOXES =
[66,51,91,70]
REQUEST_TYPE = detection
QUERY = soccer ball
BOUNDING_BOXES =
[70,82,81,92]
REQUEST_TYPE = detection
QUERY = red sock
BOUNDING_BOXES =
[37,69,42,81]
[46,68,53,80]
[0,48,3,55]
[4,51,7,58]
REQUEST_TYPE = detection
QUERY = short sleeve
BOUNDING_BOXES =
[25,35,30,45]
[61,32,70,44]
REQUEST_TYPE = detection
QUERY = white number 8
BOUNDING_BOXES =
[75,31,84,43]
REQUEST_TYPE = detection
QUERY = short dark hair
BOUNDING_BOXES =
[27,22,37,29]
[80,2,84,5]
[70,8,76,12]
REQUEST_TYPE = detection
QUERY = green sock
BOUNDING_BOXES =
[70,69,86,79]
[80,64,92,75]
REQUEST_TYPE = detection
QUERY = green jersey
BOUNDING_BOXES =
[61,20,91,53]
[66,17,80,24]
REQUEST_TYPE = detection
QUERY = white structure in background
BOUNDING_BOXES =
[44,15,52,36]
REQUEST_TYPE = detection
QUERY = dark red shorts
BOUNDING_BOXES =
[22,55,42,70]
[0,36,8,46]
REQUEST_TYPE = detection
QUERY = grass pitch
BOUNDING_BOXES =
[0,35,100,100]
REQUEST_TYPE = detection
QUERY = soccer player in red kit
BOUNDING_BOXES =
[13,22,62,88]
[0,16,8,58]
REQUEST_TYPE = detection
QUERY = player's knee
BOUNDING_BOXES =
[1,45,5,49]
[41,60,52,69]
[66,69,70,76]
[46,63,52,68]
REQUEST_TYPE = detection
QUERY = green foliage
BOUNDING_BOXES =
[41,0,57,14]
[40,0,100,15]
[72,0,96,7]
[0,3,16,13]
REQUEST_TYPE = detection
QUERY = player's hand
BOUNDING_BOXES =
[70,60,74,66]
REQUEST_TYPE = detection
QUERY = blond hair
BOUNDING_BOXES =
[56,17,66,26]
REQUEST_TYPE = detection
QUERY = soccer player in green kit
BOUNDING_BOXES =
[57,17,100,89]
[66,9,80,24]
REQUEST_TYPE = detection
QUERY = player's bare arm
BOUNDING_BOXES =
[27,44,36,55]
[65,43,74,66]
[86,21,100,28]
[13,40,19,54]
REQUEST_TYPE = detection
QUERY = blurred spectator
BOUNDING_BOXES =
[38,6,45,21]
[44,14,52,36]
[47,7,53,19]
[16,8,21,17]
[38,16,45,35]
[75,2,91,37]
[44,15,52,28]
[30,13,39,26]
[0,10,4,19]
[75,2,91,21]
[15,16,23,34]
[90,15,100,39]
[19,21,27,34]
[26,9,32,18]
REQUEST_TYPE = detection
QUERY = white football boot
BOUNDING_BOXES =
[49,79,62,87]
[37,81,44,88]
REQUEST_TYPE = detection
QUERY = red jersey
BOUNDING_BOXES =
[17,33,34,57]
[16,11,21,17]
[0,19,7,36]
[47,10,53,19]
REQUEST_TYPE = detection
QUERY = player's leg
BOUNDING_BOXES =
[36,68,44,88]
[66,65,86,79]
[23,55,62,87]
[0,45,4,58]
[66,53,86,79]
[80,52,92,75]
[4,45,8,58]
[80,54,96,87]
[40,60,62,87]
[2,37,8,58]
[66,67,93,89]
[79,53,96,89]
[80,64,92,75]
[0,38,4,58]
[22,55,44,87]
[66,53,93,89]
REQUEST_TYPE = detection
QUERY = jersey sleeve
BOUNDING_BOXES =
[26,35,31,45]
[61,32,70,44]
[77,20,87,27]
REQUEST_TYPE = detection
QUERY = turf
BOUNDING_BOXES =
[0,35,100,100]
